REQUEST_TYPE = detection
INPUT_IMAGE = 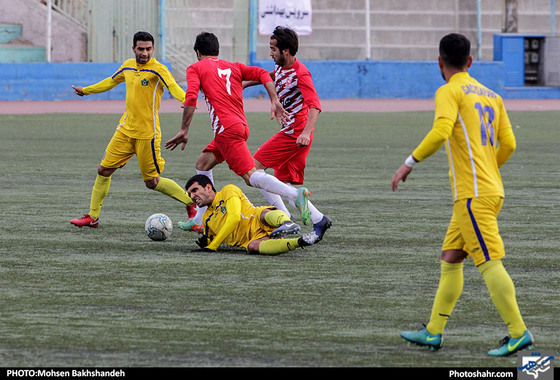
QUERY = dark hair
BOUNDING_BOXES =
[186,174,216,192]
[133,31,154,47]
[194,32,220,56]
[439,33,470,69]
[271,26,298,56]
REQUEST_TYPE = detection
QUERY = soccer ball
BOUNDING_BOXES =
[145,213,173,241]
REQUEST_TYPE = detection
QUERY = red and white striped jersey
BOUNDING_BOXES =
[273,59,321,135]
[185,57,272,134]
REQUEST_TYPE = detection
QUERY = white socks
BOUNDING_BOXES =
[249,170,298,201]
[256,176,324,225]
[259,188,291,217]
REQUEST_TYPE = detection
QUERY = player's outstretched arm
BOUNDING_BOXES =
[168,82,186,104]
[75,77,121,96]
[72,85,85,97]
[263,81,289,124]
[243,71,274,89]
[391,160,414,191]
[297,107,320,147]
[165,105,196,151]
[242,80,260,89]
[205,197,242,251]
[496,126,516,168]
[392,118,451,191]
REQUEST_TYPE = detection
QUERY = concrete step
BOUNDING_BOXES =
[0,23,22,44]
[0,45,46,62]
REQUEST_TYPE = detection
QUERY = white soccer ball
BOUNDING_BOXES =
[145,213,173,241]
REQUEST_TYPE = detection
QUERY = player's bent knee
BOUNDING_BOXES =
[243,168,257,187]
[195,152,218,171]
[246,240,260,254]
[441,249,468,263]
[145,177,159,189]
[97,165,116,177]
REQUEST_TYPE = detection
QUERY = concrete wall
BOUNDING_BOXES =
[0,0,86,62]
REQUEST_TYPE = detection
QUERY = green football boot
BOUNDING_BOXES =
[488,330,534,357]
[295,187,311,225]
[401,326,443,351]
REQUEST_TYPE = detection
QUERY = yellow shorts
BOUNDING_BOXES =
[101,129,165,181]
[442,196,505,266]
[249,206,277,240]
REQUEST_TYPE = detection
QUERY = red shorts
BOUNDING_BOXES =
[203,123,254,176]
[253,130,312,185]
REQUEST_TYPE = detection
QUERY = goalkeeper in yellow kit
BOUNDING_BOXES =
[70,31,192,228]
[392,33,532,356]
[185,174,314,254]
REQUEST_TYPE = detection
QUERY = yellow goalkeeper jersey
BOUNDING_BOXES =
[416,72,514,201]
[203,185,273,250]
[83,57,185,140]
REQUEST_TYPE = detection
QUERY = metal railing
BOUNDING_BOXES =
[36,0,560,68]
[49,0,88,30]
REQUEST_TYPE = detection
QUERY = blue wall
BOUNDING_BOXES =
[0,62,126,100]
[245,59,508,99]
[1,60,558,101]
[1,62,128,101]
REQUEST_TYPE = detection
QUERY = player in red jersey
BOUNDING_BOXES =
[165,32,312,230]
[245,26,331,243]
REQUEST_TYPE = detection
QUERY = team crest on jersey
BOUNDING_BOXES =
[220,205,227,214]
[141,78,149,86]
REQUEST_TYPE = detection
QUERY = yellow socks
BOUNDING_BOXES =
[89,176,192,220]
[89,174,111,220]
[255,210,299,254]
[427,261,464,335]
[478,260,527,338]
[264,209,292,227]
[258,238,302,255]
[154,177,193,205]
[425,259,527,339]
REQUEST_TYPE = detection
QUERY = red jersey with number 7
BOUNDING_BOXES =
[185,57,272,135]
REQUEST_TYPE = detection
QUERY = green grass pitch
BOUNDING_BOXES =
[0,110,558,367]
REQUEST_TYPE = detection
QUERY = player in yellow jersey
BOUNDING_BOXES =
[70,31,193,228]
[185,175,315,254]
[392,33,533,356]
